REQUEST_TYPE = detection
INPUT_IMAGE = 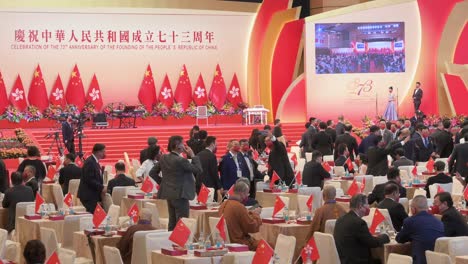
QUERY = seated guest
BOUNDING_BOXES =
[139,137,158,164]
[136,145,160,180]
[303,150,330,189]
[58,153,81,195]
[396,195,444,264]
[17,146,47,182]
[117,208,155,264]
[107,162,136,195]
[434,192,468,237]
[335,143,355,174]
[219,180,262,250]
[2,172,35,232]
[23,165,39,197]
[392,148,414,169]
[334,194,390,264]
[23,240,46,264]
[424,161,452,198]
[237,177,260,207]
[368,167,406,205]
[377,183,408,231]
[0,158,8,193]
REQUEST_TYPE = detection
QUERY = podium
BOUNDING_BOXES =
[244,106,269,125]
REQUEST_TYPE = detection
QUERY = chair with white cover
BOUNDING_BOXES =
[325,181,342,189]
[335,188,345,197]
[40,227,59,259]
[208,217,230,243]
[387,253,412,264]
[256,182,269,191]
[298,187,322,214]
[399,198,409,213]
[0,228,19,263]
[57,248,93,264]
[413,188,427,198]
[196,105,209,125]
[323,155,334,162]
[51,184,65,210]
[373,176,388,187]
[297,195,311,216]
[103,246,123,264]
[130,230,163,264]
[111,187,130,206]
[324,219,336,234]
[145,231,172,264]
[425,250,452,264]
[207,187,215,203]
[260,207,273,219]
[334,166,345,177]
[399,166,414,179]
[102,193,113,213]
[14,202,35,235]
[354,175,374,194]
[429,183,453,198]
[447,236,468,262]
[274,234,296,264]
[290,146,301,160]
[181,218,197,243]
[68,179,82,206]
[313,232,341,264]
[296,158,306,172]
[62,214,92,249]
[107,205,120,226]
[399,170,410,184]
[79,217,94,230]
[305,152,312,162]
[452,179,464,195]
[144,202,162,229]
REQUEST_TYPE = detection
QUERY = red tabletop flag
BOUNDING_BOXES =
[138,64,157,111]
[54,156,62,170]
[301,237,320,262]
[464,185,468,201]
[127,203,139,223]
[65,64,86,109]
[361,178,366,193]
[86,74,104,111]
[227,185,235,197]
[93,204,107,227]
[209,64,227,110]
[269,171,281,189]
[192,74,208,106]
[295,171,302,186]
[412,166,418,176]
[347,179,359,196]
[174,64,192,109]
[46,251,60,264]
[158,74,174,108]
[46,166,56,181]
[227,73,243,108]
[63,193,73,207]
[141,176,154,193]
[0,71,9,113]
[345,158,353,171]
[291,153,298,168]
[272,195,286,217]
[9,75,28,111]
[306,195,314,212]
[322,161,331,172]
[437,184,445,194]
[426,158,435,173]
[169,219,191,247]
[252,148,259,161]
[369,209,386,234]
[28,64,49,111]
[197,184,210,205]
[216,215,227,241]
[35,193,45,213]
[252,239,274,264]
[49,74,66,107]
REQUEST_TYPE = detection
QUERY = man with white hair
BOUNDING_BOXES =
[396,195,444,264]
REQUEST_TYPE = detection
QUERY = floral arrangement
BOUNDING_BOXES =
[0,128,33,159]
[2,106,23,123]
[15,128,34,145]
[185,102,198,117]
[153,102,171,119]
[206,101,218,116]
[43,105,63,120]
[237,102,249,110]
[81,102,96,119]
[219,102,237,116]
[64,104,80,117]
[24,106,43,122]
[135,104,150,119]
[0,148,27,159]
[171,102,185,119]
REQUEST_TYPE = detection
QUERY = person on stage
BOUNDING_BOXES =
[383,86,398,121]
[412,82,423,112]
[62,116,75,154]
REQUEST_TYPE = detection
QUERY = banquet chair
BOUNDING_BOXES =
[334,166,345,177]
[413,188,427,198]
[452,179,464,195]
[145,231,172,264]
[335,188,344,197]
[313,232,341,264]
[274,234,296,264]
[425,250,452,264]
[417,161,428,168]
[296,158,306,172]
[354,175,374,194]
[57,247,94,264]
[131,230,164,264]
[298,187,322,213]
[325,181,341,189]
[79,217,94,230]
[53,184,85,213]
[207,187,215,203]
[256,181,269,191]
[429,183,453,198]
[260,207,273,219]
[447,236,468,262]
[144,202,162,229]
[387,253,412,264]
[102,193,113,212]
[305,152,312,162]
[208,217,231,243]
[324,219,336,234]
[111,187,130,205]
[181,218,197,243]
[40,227,60,259]
[103,246,124,264]
[399,170,411,184]
[373,176,388,187]
[196,105,209,126]
[62,214,92,249]
[290,146,301,160]
[297,195,311,216]
[398,165,414,178]
[323,155,334,162]
[107,205,120,226]
[14,202,35,237]
[272,196,290,218]
[0,228,19,263]
[68,179,82,206]
[399,198,409,213]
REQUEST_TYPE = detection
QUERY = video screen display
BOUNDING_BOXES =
[315,22,405,74]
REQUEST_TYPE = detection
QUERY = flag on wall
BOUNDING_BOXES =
[193,74,208,106]
[158,74,174,108]
[65,64,86,109]
[9,75,27,111]
[138,64,157,111]
[28,64,49,111]
[86,74,104,110]
[49,74,66,107]
[0,71,9,113]
[174,64,192,109]
[209,64,227,110]
[227,73,243,108]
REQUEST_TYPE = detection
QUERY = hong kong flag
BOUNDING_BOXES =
[28,64,49,111]
[86,74,104,111]
[9,75,28,111]
[301,237,320,262]
[158,74,174,108]
[127,203,139,223]
[0,71,9,113]
[192,74,208,106]
[227,73,243,108]
[49,74,66,107]
[174,64,192,109]
[138,64,157,111]
[65,64,86,109]
[209,64,227,110]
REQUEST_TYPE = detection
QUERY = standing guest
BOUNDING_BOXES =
[265,134,294,185]
[219,140,246,191]
[196,136,222,201]
[368,168,407,205]
[311,122,333,156]
[377,183,408,231]
[389,122,398,140]
[2,172,35,232]
[396,195,444,264]
[308,117,318,134]
[273,119,287,147]
[358,125,380,155]
[0,158,8,193]
[334,124,358,161]
[390,128,414,161]
[367,135,408,177]
[433,192,468,237]
[378,119,393,146]
[413,124,436,162]
[412,81,423,112]
[78,143,107,213]
[334,194,390,264]
[335,115,345,136]
[23,166,39,197]
[59,153,81,195]
[62,116,75,154]
[150,135,202,231]
[303,150,330,189]
[188,125,200,140]
[335,143,355,174]
[392,148,414,169]
[455,120,468,144]
[139,137,158,164]
[325,120,337,144]
[260,124,272,136]
[248,129,262,151]
[136,145,160,181]
[449,134,468,180]
[17,146,47,182]
[107,162,136,195]
[23,240,46,264]
[239,139,263,198]
[192,130,208,155]
[433,119,453,158]
[218,180,262,251]
[299,122,315,158]
[424,161,452,198]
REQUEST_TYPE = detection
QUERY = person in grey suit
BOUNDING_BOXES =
[392,148,414,169]
[150,135,202,231]
[379,119,393,146]
[2,172,34,232]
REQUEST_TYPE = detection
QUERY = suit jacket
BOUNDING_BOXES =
[377,198,408,231]
[335,122,345,136]
[196,149,221,191]
[334,211,389,264]
[358,134,377,155]
[0,159,8,193]
[448,143,468,178]
[368,181,407,205]
[139,147,150,164]
[412,88,423,101]
[367,141,403,176]
[312,131,333,155]
[413,136,435,162]
[78,155,104,203]
[335,155,354,173]
[396,211,444,264]
[392,157,414,169]
[25,178,39,197]
[152,152,202,201]
[59,163,82,194]
[325,127,337,144]
[380,129,393,146]
[17,159,47,181]
[61,121,74,143]
[302,161,330,188]
[433,130,453,158]
[2,185,34,232]
[441,207,468,237]
[268,140,294,185]
[299,128,315,154]
[424,172,452,198]
[334,133,359,161]
[219,152,246,190]
[107,174,136,195]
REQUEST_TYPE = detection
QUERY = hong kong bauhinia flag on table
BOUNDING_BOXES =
[174,64,192,109]
[138,64,157,111]
[193,74,208,106]
[227,73,243,108]
[9,75,28,111]
[49,74,66,107]
[209,64,227,110]
[158,74,174,108]
[86,74,104,110]
[28,64,49,111]
[0,71,9,113]
[65,64,86,109]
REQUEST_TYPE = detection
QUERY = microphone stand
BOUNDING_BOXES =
[396,87,399,118]
[375,91,378,117]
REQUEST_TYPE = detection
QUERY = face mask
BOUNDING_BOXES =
[232,146,241,152]
[242,146,250,152]
[380,124,386,130]
[363,206,370,216]
[405,123,411,128]
[431,205,440,215]
[22,173,28,180]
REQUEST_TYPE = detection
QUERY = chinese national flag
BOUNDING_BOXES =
[322,162,331,172]
[158,74,174,108]
[227,73,243,108]
[252,239,274,264]
[54,156,62,170]
[216,215,227,241]
[269,171,281,189]
[169,219,191,247]
[0,71,9,113]
[345,158,353,171]
[361,178,366,193]
[86,74,104,111]
[426,158,435,172]
[301,237,320,262]
[463,185,468,201]
[296,171,302,186]
[437,184,445,194]
[369,209,386,234]
[28,64,49,111]
[93,204,107,227]
[46,166,56,181]
[138,64,157,111]
[192,73,208,106]
[127,203,139,223]
[35,193,44,213]
[9,75,28,111]
[197,184,210,204]
[209,64,227,110]
[347,179,359,196]
[65,64,86,109]
[306,194,314,212]
[49,74,66,107]
[140,176,154,193]
[412,166,418,176]
[174,64,192,109]
[291,153,298,168]
[227,185,235,196]
[46,251,60,264]
[63,193,73,207]
[272,195,286,217]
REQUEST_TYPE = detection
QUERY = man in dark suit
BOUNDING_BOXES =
[303,150,330,189]
[367,135,408,177]
[58,153,81,195]
[2,172,35,232]
[335,143,355,174]
[433,119,454,158]
[413,125,436,162]
[396,195,444,264]
[299,122,315,158]
[434,192,468,237]
[424,161,452,198]
[325,120,337,144]
[335,115,345,136]
[220,140,247,191]
[392,148,414,169]
[334,124,358,161]
[0,158,8,193]
[368,168,407,205]
[239,139,263,198]
[265,134,294,186]
[78,143,106,213]
[449,134,468,182]
[196,136,222,201]
[107,162,136,195]
[389,128,413,161]
[312,122,333,156]
[412,82,423,112]
[23,165,39,197]
[62,116,75,154]
[150,135,202,231]
[377,183,408,231]
[358,125,380,155]
[334,194,390,264]
[139,137,157,164]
